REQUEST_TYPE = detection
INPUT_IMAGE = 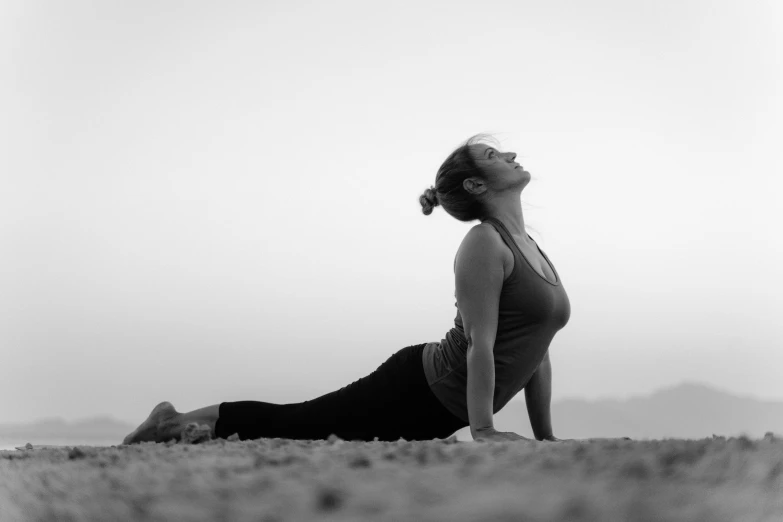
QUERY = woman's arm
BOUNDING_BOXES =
[524,351,554,441]
[456,224,506,438]
[467,340,496,438]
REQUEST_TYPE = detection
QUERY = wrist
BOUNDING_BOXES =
[471,426,495,437]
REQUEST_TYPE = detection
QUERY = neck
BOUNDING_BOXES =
[482,193,526,238]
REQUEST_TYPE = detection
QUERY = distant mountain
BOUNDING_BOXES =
[0,416,134,445]
[451,382,783,441]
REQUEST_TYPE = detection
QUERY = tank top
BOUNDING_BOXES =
[421,217,571,424]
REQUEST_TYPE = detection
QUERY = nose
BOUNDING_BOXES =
[507,152,516,162]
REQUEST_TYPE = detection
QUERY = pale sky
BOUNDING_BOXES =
[1,0,781,425]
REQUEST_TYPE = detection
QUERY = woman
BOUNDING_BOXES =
[123,133,571,445]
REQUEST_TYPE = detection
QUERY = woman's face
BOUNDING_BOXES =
[469,144,530,194]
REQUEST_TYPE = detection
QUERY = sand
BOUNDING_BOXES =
[1,433,781,522]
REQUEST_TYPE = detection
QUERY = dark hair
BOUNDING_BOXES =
[419,133,501,222]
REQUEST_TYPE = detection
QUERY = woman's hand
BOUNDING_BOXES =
[541,435,574,442]
[473,427,534,443]
[543,436,633,442]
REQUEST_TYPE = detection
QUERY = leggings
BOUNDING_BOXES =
[214,343,469,442]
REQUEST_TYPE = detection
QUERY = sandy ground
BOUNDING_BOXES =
[1,433,781,522]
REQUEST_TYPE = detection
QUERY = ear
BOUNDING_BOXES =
[462,177,487,196]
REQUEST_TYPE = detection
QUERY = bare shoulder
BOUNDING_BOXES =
[455,222,513,278]
[460,223,501,255]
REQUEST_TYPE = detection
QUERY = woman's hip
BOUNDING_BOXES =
[296,343,464,439]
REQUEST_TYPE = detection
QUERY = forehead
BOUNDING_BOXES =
[470,143,499,157]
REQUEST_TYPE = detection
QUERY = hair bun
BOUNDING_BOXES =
[419,186,440,216]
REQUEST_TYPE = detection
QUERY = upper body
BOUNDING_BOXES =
[418,134,571,439]
[421,217,570,427]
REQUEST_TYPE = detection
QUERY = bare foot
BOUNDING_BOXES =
[122,402,180,445]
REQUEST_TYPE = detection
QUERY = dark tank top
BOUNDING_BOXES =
[421,217,571,423]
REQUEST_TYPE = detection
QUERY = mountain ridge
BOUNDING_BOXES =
[468,381,783,441]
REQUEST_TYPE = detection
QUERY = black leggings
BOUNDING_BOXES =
[214,343,468,442]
